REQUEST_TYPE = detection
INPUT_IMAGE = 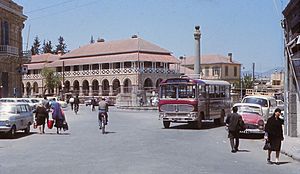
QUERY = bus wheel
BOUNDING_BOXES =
[163,121,170,128]
[193,114,203,129]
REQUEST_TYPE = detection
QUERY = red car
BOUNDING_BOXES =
[233,103,265,135]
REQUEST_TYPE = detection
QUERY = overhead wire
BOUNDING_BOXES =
[25,0,75,14]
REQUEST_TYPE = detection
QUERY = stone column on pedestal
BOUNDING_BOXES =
[89,85,93,96]
[109,85,113,96]
[98,85,102,96]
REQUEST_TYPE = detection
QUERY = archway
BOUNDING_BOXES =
[92,79,99,96]
[102,79,109,96]
[65,80,70,93]
[73,80,80,96]
[123,78,132,93]
[82,80,89,96]
[26,82,31,96]
[156,78,163,89]
[112,79,120,96]
[143,78,153,92]
[33,82,38,94]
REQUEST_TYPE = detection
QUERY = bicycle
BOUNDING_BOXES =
[99,112,107,134]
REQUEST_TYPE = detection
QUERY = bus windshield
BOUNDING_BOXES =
[160,84,196,99]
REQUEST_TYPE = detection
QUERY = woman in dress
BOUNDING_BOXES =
[265,108,284,164]
[51,101,65,134]
[35,103,48,134]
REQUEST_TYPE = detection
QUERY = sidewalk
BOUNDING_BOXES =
[281,135,300,161]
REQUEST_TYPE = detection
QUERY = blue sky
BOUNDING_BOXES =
[15,0,289,72]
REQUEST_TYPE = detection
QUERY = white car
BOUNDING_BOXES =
[0,103,34,138]
[241,95,277,120]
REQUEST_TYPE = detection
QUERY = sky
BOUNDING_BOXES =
[14,0,289,72]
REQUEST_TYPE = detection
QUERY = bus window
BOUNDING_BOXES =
[178,85,195,99]
[160,85,177,99]
[198,85,206,98]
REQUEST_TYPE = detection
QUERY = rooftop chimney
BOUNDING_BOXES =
[131,34,138,38]
[97,38,105,42]
[228,53,233,62]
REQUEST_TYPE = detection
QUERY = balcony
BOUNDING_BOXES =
[0,45,18,57]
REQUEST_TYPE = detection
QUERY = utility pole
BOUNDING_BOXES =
[194,26,201,77]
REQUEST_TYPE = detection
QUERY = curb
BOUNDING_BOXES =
[281,150,300,162]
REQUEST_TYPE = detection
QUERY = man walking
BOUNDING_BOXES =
[226,106,244,153]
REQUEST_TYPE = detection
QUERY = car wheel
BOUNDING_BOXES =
[9,125,16,138]
[24,123,30,134]
[163,121,170,128]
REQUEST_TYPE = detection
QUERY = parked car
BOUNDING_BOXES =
[233,103,265,135]
[241,95,277,120]
[276,99,284,111]
[0,103,34,138]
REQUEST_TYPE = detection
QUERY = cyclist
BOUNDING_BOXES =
[98,97,108,129]
[74,95,80,114]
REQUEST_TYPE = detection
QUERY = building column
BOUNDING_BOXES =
[89,85,93,96]
[79,86,84,96]
[98,85,102,96]
[109,85,113,96]
[120,85,124,94]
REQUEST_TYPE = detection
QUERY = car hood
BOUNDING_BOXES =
[0,113,14,120]
[241,113,263,125]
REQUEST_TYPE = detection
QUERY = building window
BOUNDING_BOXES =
[92,64,99,70]
[83,65,89,71]
[124,62,131,68]
[1,21,9,45]
[272,80,281,85]
[33,70,38,74]
[65,66,70,71]
[225,66,228,76]
[234,66,237,77]
[73,65,79,71]
[205,67,209,76]
[56,67,62,72]
[212,66,220,76]
[144,61,152,68]
[102,63,109,69]
[156,62,164,68]
[113,63,120,69]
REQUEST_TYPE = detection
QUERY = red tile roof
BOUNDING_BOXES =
[61,37,172,59]
[29,53,61,63]
[182,55,240,65]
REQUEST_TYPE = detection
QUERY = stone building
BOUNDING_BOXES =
[283,0,300,137]
[180,53,241,84]
[22,36,180,105]
[0,0,29,98]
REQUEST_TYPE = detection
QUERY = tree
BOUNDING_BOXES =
[31,36,41,55]
[42,40,53,54]
[41,67,61,95]
[242,74,253,89]
[55,36,67,54]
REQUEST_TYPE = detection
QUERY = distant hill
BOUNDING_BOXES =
[242,67,284,78]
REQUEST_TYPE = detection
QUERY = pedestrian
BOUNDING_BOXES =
[35,103,48,134]
[226,106,245,153]
[51,101,65,134]
[265,108,284,165]
[91,96,96,111]
[69,96,74,111]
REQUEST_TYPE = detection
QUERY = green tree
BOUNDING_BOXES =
[42,40,53,54]
[242,74,253,89]
[31,36,41,55]
[41,67,61,95]
[55,36,67,54]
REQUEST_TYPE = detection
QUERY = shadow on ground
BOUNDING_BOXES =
[0,132,35,139]
[164,121,224,130]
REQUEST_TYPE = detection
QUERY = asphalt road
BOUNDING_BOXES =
[1,105,300,174]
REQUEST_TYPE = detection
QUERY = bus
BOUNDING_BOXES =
[158,78,231,128]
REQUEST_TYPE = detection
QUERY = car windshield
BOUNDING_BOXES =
[0,105,16,113]
[242,97,268,107]
[236,105,262,115]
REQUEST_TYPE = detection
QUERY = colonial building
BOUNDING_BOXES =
[22,36,180,105]
[283,0,300,137]
[0,0,29,97]
[180,53,241,85]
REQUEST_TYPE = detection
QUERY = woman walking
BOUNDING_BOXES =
[265,108,284,165]
[51,101,65,134]
[35,103,48,134]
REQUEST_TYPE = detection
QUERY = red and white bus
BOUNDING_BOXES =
[158,78,232,128]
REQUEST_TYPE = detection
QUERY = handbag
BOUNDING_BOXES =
[62,121,68,131]
[47,119,54,129]
[263,140,271,150]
